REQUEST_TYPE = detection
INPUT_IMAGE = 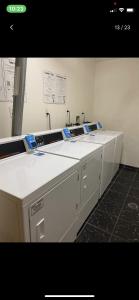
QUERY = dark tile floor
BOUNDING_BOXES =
[76,165,139,242]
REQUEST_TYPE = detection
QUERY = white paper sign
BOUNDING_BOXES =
[43,71,55,103]
[43,71,66,104]
[0,58,16,102]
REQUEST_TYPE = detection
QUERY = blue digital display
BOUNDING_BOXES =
[24,135,37,151]
[84,125,90,133]
[63,128,72,139]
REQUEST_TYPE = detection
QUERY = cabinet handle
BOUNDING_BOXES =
[36,218,45,241]
[83,175,87,180]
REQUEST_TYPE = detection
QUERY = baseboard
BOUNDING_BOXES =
[120,164,139,171]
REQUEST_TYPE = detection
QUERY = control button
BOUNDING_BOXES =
[6,5,27,13]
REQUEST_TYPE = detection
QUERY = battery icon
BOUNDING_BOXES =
[126,8,134,13]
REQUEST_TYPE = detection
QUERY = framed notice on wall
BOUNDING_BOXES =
[0,58,15,102]
[43,71,66,104]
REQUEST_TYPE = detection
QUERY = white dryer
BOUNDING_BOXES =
[0,149,81,242]
[63,127,116,198]
[79,135,116,196]
[40,136,103,231]
[94,131,123,176]
[84,123,124,177]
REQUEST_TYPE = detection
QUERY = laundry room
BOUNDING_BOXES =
[0,57,139,242]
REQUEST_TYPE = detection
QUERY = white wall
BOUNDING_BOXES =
[92,58,139,167]
[0,102,13,138]
[22,58,95,134]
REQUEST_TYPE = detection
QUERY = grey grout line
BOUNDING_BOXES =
[109,233,125,242]
[126,193,139,200]
[96,202,123,216]
[109,170,138,242]
[110,175,136,188]
[87,222,113,236]
[77,223,111,241]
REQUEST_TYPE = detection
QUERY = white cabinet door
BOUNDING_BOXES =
[81,149,102,206]
[29,171,80,242]
[101,140,115,196]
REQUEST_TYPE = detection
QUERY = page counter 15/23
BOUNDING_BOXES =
[114,24,132,31]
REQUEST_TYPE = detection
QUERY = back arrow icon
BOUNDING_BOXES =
[10,24,14,31]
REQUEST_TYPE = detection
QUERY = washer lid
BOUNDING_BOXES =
[0,152,79,200]
[78,134,115,144]
[94,130,123,137]
[41,140,102,160]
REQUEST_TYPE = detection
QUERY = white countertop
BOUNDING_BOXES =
[41,140,102,160]
[0,152,79,200]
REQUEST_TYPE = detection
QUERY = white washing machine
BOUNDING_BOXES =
[84,123,124,177]
[39,136,103,231]
[94,131,123,176]
[63,127,116,197]
[0,150,81,242]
